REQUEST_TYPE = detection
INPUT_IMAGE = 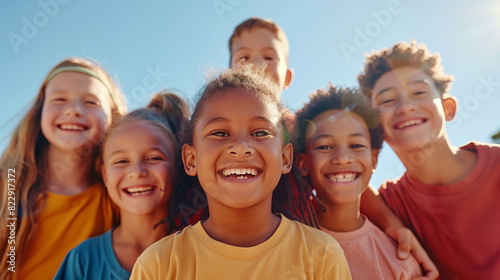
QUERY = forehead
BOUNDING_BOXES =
[373,66,435,91]
[104,121,172,152]
[45,72,110,101]
[231,28,287,54]
[197,89,280,125]
[306,110,370,141]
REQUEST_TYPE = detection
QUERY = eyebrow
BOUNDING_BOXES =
[408,79,430,86]
[234,46,278,53]
[375,79,430,96]
[203,115,275,128]
[312,133,367,142]
[106,146,167,158]
[375,87,393,96]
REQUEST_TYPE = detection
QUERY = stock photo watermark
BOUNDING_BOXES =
[451,75,500,130]
[339,0,406,63]
[6,168,17,272]
[127,65,171,108]
[213,0,243,21]
[7,0,71,54]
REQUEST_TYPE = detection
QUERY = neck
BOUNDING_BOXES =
[316,198,363,232]
[114,209,168,251]
[45,145,97,195]
[202,196,280,247]
[393,136,477,185]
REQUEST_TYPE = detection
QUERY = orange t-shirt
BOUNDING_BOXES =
[379,142,500,279]
[17,183,114,280]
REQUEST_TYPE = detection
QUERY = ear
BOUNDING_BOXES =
[281,143,293,174]
[371,148,380,172]
[442,95,458,121]
[296,153,309,177]
[182,144,197,176]
[283,68,294,90]
[101,164,108,188]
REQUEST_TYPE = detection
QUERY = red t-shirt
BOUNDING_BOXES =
[379,142,500,280]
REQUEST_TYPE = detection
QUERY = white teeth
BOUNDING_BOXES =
[222,168,259,177]
[125,186,154,196]
[59,124,85,131]
[328,173,357,183]
[397,119,423,129]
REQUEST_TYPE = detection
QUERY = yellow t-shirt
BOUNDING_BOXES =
[17,183,114,280]
[131,215,352,280]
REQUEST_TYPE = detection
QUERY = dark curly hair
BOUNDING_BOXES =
[294,84,383,154]
[358,40,454,99]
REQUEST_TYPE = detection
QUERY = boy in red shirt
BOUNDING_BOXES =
[358,40,500,279]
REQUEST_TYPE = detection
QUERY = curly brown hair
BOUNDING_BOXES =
[294,84,383,154]
[357,40,454,99]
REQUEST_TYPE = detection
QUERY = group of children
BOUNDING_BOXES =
[0,17,498,280]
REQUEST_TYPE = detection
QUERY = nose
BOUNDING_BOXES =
[331,146,354,166]
[227,134,255,157]
[250,56,265,65]
[64,100,84,117]
[395,94,417,115]
[128,161,148,179]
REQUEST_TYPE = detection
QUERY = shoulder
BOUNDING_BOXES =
[54,232,110,279]
[287,218,344,256]
[137,224,195,263]
[378,175,406,196]
[69,231,109,258]
[463,141,500,158]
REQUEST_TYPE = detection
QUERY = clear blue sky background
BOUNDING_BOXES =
[1,0,500,188]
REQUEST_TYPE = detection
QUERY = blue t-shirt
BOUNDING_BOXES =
[54,229,131,280]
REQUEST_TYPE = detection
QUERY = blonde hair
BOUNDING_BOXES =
[0,57,126,279]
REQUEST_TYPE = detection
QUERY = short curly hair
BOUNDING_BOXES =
[358,40,454,99]
[294,85,383,154]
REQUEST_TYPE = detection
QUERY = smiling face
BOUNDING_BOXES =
[102,121,174,215]
[299,110,378,205]
[41,72,113,152]
[372,66,456,152]
[230,28,293,93]
[182,89,292,210]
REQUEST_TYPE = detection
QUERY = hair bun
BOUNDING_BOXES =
[147,90,190,137]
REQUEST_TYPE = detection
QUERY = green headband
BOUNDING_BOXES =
[47,66,115,103]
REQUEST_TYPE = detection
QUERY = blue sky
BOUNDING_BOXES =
[2,0,500,188]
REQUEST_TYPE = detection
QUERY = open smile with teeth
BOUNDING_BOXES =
[58,124,88,131]
[124,186,155,196]
[395,118,425,130]
[221,168,259,179]
[327,172,358,183]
